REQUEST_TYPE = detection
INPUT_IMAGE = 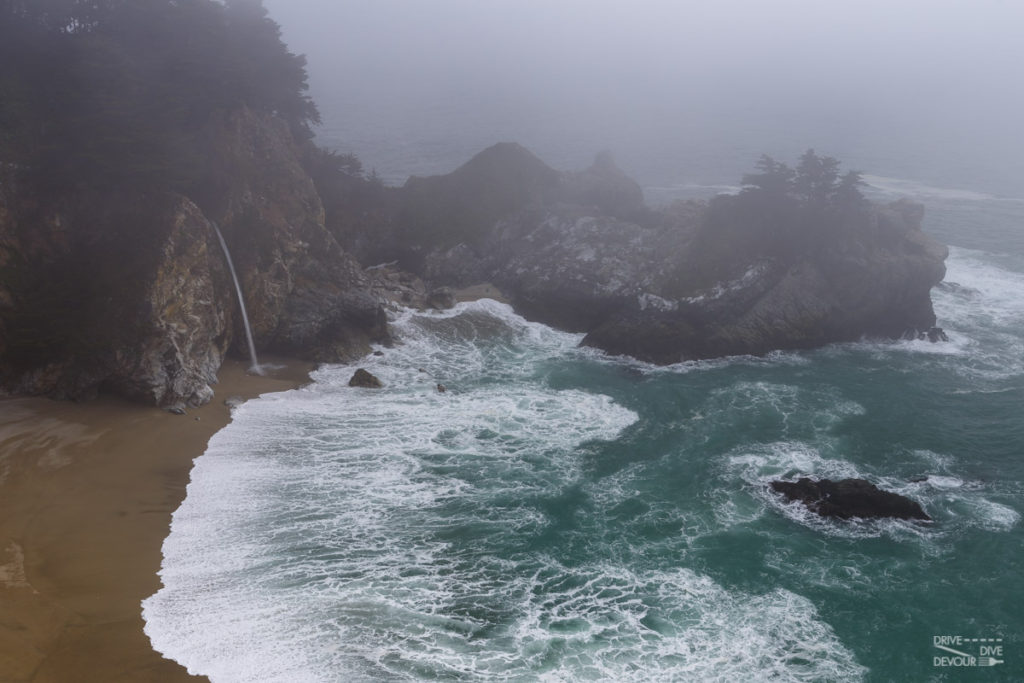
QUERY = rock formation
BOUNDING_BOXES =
[0,136,950,406]
[348,368,382,388]
[394,144,949,363]
[0,108,392,408]
[770,477,931,521]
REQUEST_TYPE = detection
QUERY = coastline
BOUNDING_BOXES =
[0,356,313,683]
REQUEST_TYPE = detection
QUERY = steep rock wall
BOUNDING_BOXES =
[0,109,391,406]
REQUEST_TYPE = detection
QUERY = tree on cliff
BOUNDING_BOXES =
[0,0,319,191]
[687,150,870,287]
[739,150,864,210]
[741,155,796,197]
[794,149,840,204]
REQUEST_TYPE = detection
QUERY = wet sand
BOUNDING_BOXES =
[0,357,312,683]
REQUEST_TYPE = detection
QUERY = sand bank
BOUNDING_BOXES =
[0,357,312,683]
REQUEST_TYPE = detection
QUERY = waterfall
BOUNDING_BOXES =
[211,222,263,375]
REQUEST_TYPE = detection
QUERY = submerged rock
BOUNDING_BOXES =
[348,368,382,388]
[770,477,931,521]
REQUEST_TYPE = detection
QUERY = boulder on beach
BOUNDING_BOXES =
[770,477,931,521]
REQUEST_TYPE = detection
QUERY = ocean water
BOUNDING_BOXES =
[145,85,1024,680]
[144,223,1024,680]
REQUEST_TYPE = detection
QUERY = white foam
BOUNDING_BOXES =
[145,302,653,682]
[144,302,873,681]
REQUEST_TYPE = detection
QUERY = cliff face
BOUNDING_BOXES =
[0,189,226,405]
[0,109,390,408]
[197,108,389,363]
[580,200,948,362]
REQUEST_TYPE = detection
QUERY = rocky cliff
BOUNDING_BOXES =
[391,144,949,363]
[0,108,392,408]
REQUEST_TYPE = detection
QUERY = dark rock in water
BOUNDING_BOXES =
[372,350,384,356]
[436,383,446,393]
[348,368,382,388]
[770,477,931,521]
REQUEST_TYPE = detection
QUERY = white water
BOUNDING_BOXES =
[143,301,866,682]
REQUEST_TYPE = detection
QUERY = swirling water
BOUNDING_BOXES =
[145,223,1024,680]
[143,81,1024,679]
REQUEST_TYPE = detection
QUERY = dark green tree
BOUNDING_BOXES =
[0,0,322,190]
[832,170,867,209]
[741,155,795,196]
[794,148,841,204]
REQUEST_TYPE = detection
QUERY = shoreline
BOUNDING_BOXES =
[0,356,313,683]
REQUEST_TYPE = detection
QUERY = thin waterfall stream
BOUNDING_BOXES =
[212,222,263,375]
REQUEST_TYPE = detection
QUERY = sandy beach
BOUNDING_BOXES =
[0,357,312,683]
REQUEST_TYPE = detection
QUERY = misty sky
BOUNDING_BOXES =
[264,0,1023,190]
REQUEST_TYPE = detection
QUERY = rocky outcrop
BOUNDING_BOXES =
[196,108,391,364]
[770,478,931,521]
[0,137,951,405]
[396,145,948,363]
[0,190,231,406]
[582,198,948,362]
[348,368,382,388]
[0,109,394,407]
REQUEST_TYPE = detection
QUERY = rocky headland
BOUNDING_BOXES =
[379,143,949,364]
[0,137,950,408]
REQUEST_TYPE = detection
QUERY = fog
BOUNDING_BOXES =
[265,0,1024,192]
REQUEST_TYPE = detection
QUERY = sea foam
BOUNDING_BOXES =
[143,301,868,681]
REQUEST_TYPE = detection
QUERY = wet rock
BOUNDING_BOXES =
[436,383,446,393]
[348,368,382,388]
[165,403,187,415]
[904,326,949,343]
[224,395,245,409]
[770,477,931,521]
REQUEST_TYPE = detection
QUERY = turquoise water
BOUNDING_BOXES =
[144,230,1024,679]
[145,78,1024,679]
